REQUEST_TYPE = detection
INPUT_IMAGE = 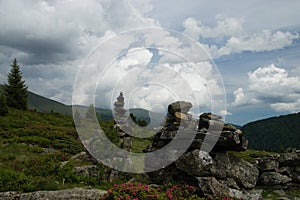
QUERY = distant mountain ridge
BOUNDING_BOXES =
[0,85,165,126]
[242,112,300,151]
[28,91,165,126]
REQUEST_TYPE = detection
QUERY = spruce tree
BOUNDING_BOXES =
[0,94,8,116]
[4,58,28,110]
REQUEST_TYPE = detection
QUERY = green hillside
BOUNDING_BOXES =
[28,92,72,115]
[242,112,300,151]
[0,108,127,192]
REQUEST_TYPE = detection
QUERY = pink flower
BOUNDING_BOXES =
[107,189,112,194]
[167,194,173,199]
[133,198,139,200]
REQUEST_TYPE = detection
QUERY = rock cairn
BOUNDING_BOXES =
[197,113,248,152]
[113,92,132,151]
[146,101,248,154]
[146,101,196,152]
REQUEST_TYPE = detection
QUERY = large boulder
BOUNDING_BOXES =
[168,101,192,114]
[212,152,259,189]
[175,149,213,176]
[259,172,292,186]
[258,159,279,172]
[279,152,300,167]
[197,177,263,200]
[197,177,231,198]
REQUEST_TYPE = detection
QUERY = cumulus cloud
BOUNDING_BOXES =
[232,64,300,112]
[183,17,299,58]
[183,17,245,40]
[220,110,232,116]
[0,0,158,104]
[219,30,299,56]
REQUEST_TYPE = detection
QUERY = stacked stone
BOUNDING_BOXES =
[195,113,248,152]
[146,101,196,152]
[257,150,300,186]
[146,102,248,153]
[113,92,132,151]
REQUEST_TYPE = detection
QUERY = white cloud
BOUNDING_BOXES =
[183,17,245,40]
[0,0,159,104]
[220,110,232,116]
[232,64,300,112]
[219,30,299,56]
[183,17,299,58]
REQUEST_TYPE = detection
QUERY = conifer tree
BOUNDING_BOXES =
[4,58,28,110]
[0,93,8,116]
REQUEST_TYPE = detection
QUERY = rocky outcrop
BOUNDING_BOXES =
[145,101,261,199]
[145,101,300,199]
[0,188,107,200]
[175,149,213,177]
[259,172,292,185]
[212,152,259,189]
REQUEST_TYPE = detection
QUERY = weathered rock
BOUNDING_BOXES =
[168,101,192,114]
[279,152,300,167]
[291,172,300,183]
[174,112,189,122]
[197,177,231,198]
[229,189,263,200]
[175,149,213,176]
[73,165,98,177]
[213,152,259,189]
[259,172,292,185]
[0,188,107,200]
[220,178,240,190]
[258,159,279,172]
[198,177,263,200]
[278,167,292,176]
[200,113,222,120]
[199,119,224,131]
[223,123,237,132]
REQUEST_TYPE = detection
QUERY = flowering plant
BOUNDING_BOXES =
[102,182,201,200]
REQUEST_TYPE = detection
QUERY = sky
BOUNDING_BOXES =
[1,0,300,125]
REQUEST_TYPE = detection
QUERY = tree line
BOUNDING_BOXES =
[242,113,300,152]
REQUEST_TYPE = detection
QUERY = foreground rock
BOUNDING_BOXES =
[212,152,259,189]
[145,101,300,199]
[0,188,107,200]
